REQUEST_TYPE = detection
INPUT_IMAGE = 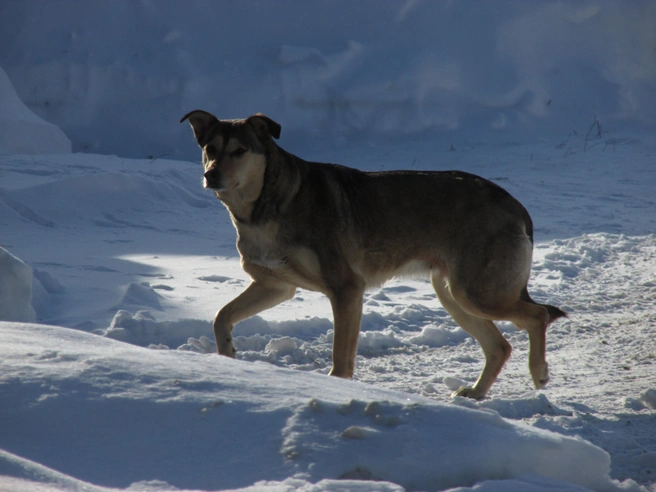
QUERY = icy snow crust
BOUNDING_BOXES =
[1,1,656,491]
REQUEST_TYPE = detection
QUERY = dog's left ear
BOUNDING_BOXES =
[180,110,219,146]
[246,113,281,141]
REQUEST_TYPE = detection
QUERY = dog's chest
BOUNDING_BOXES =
[235,221,324,291]
[236,221,284,268]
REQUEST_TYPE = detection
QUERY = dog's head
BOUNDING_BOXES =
[180,110,281,193]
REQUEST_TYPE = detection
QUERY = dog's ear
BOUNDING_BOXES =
[180,110,219,146]
[246,113,281,141]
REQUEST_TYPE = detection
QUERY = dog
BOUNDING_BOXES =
[180,111,566,400]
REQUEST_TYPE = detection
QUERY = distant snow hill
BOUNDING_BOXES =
[0,66,71,154]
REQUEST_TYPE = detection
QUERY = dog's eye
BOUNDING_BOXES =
[231,148,247,158]
[205,145,216,156]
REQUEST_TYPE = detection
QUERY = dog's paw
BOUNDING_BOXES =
[534,376,549,389]
[452,386,487,401]
[216,336,237,358]
[531,362,549,389]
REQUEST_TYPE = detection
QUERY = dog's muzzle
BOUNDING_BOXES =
[204,168,222,190]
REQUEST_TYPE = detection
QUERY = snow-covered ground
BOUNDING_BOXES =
[1,2,655,491]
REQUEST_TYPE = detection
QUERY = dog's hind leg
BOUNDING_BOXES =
[328,278,366,379]
[213,278,296,357]
[509,298,552,389]
[431,273,512,400]
[509,288,567,389]
[520,307,550,389]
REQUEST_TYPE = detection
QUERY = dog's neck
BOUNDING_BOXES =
[239,143,304,225]
[214,146,272,224]
[216,187,260,225]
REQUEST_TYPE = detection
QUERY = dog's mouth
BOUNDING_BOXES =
[203,178,219,190]
[204,178,238,193]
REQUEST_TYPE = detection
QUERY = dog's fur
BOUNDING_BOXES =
[181,110,566,399]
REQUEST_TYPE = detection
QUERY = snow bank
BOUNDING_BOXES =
[0,322,642,492]
[0,247,64,323]
[0,247,36,322]
[0,65,71,154]
[1,170,209,228]
[1,3,655,485]
[453,393,572,420]
[280,398,615,491]
[95,301,461,366]
[639,389,656,409]
[101,303,461,371]
[99,308,211,348]
[625,388,656,411]
[1,2,654,158]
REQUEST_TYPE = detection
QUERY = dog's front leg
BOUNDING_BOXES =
[328,280,365,378]
[213,279,296,357]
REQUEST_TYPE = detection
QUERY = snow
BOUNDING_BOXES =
[1,1,655,159]
[0,246,36,322]
[0,323,642,492]
[0,66,71,155]
[1,2,655,491]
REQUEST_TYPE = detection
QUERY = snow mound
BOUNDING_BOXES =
[233,315,334,338]
[453,393,572,420]
[117,282,164,310]
[1,168,212,229]
[639,389,656,409]
[357,328,405,354]
[624,388,656,411]
[0,449,104,492]
[0,322,642,492]
[0,65,71,154]
[0,448,406,492]
[282,398,620,491]
[444,475,594,492]
[407,324,469,347]
[0,247,36,322]
[99,309,211,348]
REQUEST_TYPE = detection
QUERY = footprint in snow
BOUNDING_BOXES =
[197,275,233,283]
[151,284,174,291]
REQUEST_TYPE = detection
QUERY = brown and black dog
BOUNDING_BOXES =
[181,111,565,399]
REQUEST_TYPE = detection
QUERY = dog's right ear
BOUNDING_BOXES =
[180,110,219,146]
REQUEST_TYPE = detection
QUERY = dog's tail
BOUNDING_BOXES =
[543,303,568,324]
[521,287,567,325]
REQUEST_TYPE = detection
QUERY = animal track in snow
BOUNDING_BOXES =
[197,275,233,283]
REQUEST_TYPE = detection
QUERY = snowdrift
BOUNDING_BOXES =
[0,66,71,154]
[0,322,640,492]
[0,246,36,322]
[1,2,655,490]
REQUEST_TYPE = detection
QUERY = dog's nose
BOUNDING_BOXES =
[204,168,221,189]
